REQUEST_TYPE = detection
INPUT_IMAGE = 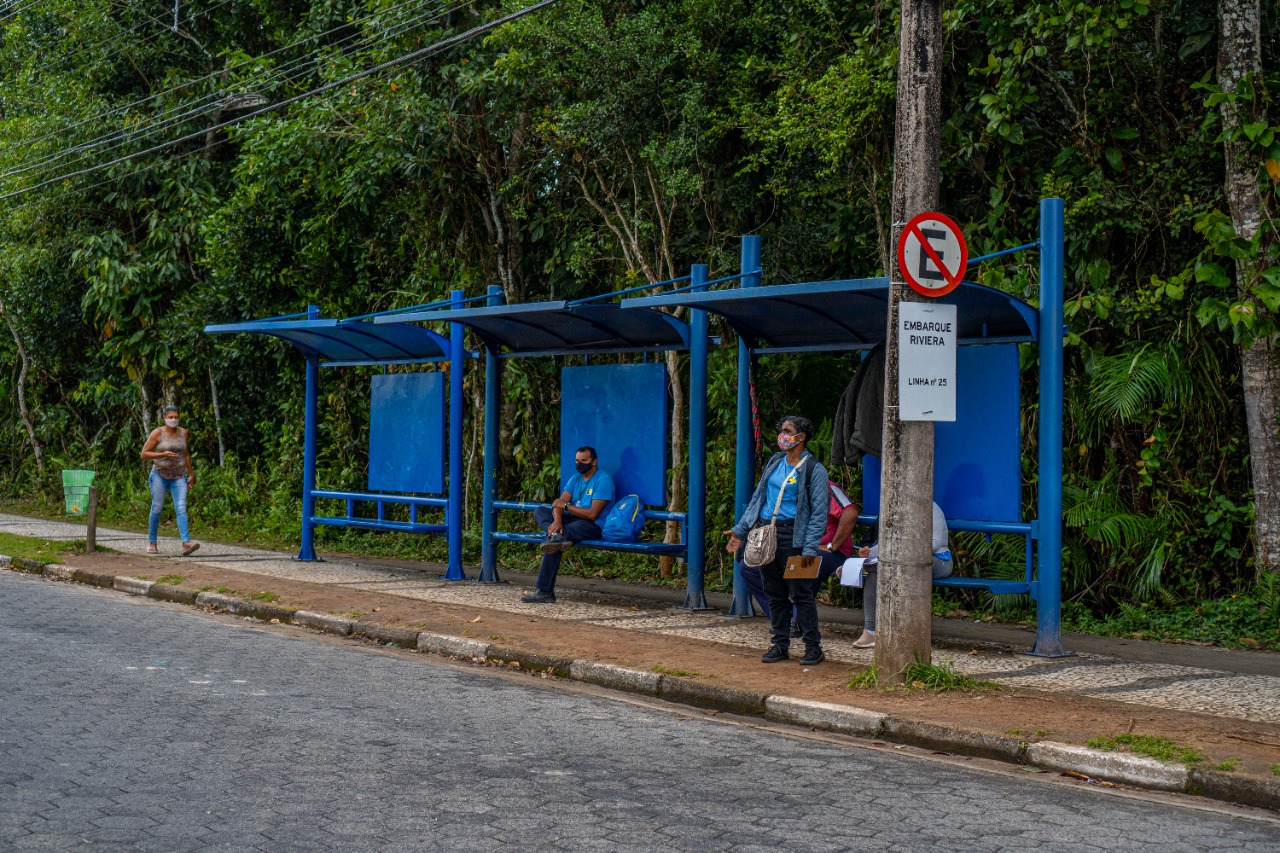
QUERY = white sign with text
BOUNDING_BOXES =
[898,301,957,421]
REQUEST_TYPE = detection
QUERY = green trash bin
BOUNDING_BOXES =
[62,469,95,516]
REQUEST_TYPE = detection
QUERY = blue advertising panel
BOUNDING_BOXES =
[561,363,668,507]
[369,372,446,494]
[862,344,1021,522]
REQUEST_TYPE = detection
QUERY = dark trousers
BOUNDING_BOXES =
[532,505,601,594]
[746,550,843,623]
[753,522,821,650]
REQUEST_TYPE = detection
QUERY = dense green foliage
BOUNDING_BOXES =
[1,0,1279,626]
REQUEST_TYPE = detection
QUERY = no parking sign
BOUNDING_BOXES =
[896,212,967,298]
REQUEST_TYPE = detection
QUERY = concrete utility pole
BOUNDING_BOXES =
[875,0,944,683]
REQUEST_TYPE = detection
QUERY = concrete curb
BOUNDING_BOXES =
[569,661,662,696]
[417,633,489,660]
[294,610,355,636]
[42,563,76,580]
[885,718,1026,763]
[149,584,198,605]
[113,576,154,596]
[352,622,420,648]
[489,646,573,677]
[659,677,766,715]
[8,560,1278,813]
[765,696,886,737]
[1025,741,1189,792]
[194,591,296,623]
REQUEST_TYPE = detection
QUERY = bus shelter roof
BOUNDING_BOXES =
[378,300,690,357]
[622,277,1038,352]
[202,317,452,367]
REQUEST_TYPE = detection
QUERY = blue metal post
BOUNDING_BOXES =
[479,284,504,582]
[1033,198,1068,656]
[296,304,321,561]
[679,264,712,610]
[726,235,762,617]
[444,289,467,580]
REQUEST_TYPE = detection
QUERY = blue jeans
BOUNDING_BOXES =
[148,470,190,543]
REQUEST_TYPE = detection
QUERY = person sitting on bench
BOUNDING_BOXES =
[520,445,615,605]
[850,501,952,649]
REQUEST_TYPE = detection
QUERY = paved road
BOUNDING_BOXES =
[3,572,1278,852]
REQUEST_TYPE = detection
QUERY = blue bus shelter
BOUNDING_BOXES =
[625,199,1067,656]
[204,294,472,578]
[378,276,718,607]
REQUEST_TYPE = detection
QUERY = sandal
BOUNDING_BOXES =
[852,631,876,649]
[146,543,158,555]
[181,541,200,557]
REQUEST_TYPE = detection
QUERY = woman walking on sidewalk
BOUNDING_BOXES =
[140,405,199,557]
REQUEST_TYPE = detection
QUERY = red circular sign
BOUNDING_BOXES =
[896,211,968,298]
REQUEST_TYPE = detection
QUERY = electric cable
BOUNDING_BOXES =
[0,0,561,202]
[0,0,468,185]
[10,0,442,153]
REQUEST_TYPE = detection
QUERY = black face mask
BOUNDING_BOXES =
[575,461,593,476]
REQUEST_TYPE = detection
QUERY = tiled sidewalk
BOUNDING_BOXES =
[7,514,1280,724]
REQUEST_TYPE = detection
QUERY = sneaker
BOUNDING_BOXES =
[761,644,789,664]
[852,630,876,649]
[520,590,556,604]
[789,620,802,639]
[540,533,565,554]
[799,645,825,665]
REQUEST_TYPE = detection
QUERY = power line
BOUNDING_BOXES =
[0,0,559,203]
[10,0,440,153]
[0,0,469,186]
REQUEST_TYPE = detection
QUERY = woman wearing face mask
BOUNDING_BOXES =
[140,405,199,556]
[724,415,830,665]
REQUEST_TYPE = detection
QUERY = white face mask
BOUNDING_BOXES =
[165,417,180,428]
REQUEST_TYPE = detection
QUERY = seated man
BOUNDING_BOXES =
[851,501,952,648]
[520,446,615,604]
[739,480,859,622]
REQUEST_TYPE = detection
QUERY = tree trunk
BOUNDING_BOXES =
[208,365,226,467]
[1218,0,1280,576]
[875,0,943,684]
[660,348,686,578]
[0,295,44,472]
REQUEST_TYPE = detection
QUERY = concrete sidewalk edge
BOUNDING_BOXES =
[12,559,1279,813]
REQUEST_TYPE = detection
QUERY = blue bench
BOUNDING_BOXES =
[310,490,449,535]
[858,515,1035,597]
[492,500,688,558]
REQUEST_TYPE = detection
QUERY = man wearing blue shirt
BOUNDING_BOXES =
[521,446,616,604]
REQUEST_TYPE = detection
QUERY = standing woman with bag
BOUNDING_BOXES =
[724,415,830,665]
[140,405,199,557]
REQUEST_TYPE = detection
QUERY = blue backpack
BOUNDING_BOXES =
[601,495,646,542]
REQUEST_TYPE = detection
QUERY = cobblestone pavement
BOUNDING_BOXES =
[4,571,1279,852]
[6,514,1280,725]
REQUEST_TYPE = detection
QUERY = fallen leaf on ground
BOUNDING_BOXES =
[469,616,482,623]
[1061,771,1091,781]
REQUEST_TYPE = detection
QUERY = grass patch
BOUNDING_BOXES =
[247,590,278,602]
[902,659,998,693]
[1035,728,1051,737]
[651,665,703,678]
[215,586,233,594]
[1216,757,1239,772]
[847,665,879,689]
[155,574,185,585]
[1272,764,1280,777]
[1086,733,1205,766]
[0,531,72,564]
